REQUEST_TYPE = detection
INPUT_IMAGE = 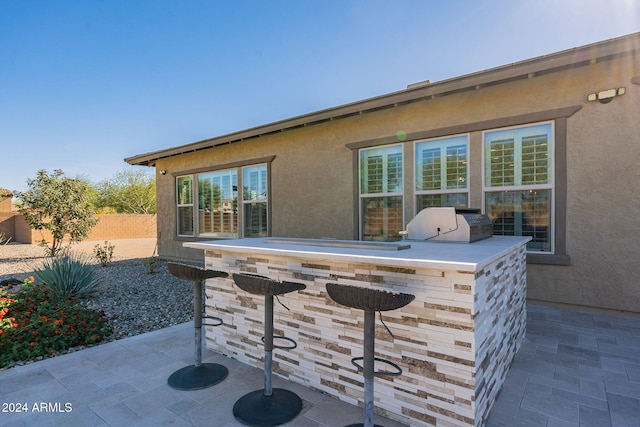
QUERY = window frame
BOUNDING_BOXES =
[176,175,195,237]
[482,121,555,254]
[347,106,579,265]
[242,163,269,238]
[174,156,273,240]
[414,134,470,212]
[197,168,239,238]
[358,143,404,241]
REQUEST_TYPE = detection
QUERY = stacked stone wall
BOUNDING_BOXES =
[202,245,527,426]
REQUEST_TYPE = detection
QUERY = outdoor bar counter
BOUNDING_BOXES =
[184,236,529,427]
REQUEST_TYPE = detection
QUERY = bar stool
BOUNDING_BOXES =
[167,263,229,391]
[232,273,306,427]
[326,283,415,427]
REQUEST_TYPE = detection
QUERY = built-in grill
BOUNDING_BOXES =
[400,207,493,243]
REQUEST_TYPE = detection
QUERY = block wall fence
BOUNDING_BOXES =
[0,212,157,243]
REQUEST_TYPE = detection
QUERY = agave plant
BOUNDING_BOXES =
[0,232,11,245]
[34,253,103,298]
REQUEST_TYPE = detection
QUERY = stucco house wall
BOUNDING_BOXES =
[128,33,640,313]
[529,67,640,311]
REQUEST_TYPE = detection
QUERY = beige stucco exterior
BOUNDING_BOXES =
[128,33,640,313]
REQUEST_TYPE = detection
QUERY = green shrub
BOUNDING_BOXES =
[143,256,158,274]
[34,254,103,298]
[0,284,112,367]
[93,241,115,267]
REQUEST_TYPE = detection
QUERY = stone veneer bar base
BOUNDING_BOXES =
[199,242,527,427]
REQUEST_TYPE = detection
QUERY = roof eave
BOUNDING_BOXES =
[125,32,640,167]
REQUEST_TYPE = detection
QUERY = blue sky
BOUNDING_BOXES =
[1,0,639,193]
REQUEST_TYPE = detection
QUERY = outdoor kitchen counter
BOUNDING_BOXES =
[185,235,529,272]
[184,236,529,427]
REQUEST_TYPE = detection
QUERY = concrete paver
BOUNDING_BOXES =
[486,304,640,426]
[2,237,640,427]
[0,323,407,427]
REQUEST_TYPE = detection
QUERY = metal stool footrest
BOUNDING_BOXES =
[261,335,297,350]
[202,315,223,327]
[351,356,403,377]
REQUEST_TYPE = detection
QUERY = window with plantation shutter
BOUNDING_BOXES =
[359,144,403,241]
[415,135,469,210]
[175,162,269,238]
[350,108,573,263]
[484,122,553,252]
[177,175,194,236]
[243,164,268,237]
[198,169,238,237]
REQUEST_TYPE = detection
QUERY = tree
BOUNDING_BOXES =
[94,169,156,214]
[15,169,99,256]
[0,188,12,200]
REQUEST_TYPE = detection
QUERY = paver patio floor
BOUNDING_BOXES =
[486,304,640,426]
[1,303,639,426]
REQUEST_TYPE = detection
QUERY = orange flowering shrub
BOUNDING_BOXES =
[0,290,18,333]
[0,280,113,368]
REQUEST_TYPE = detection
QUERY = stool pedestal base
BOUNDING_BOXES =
[167,363,228,391]
[233,388,302,427]
[166,263,229,391]
[325,284,415,427]
[231,275,306,426]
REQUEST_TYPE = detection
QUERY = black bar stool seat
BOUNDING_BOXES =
[233,273,306,297]
[326,283,415,427]
[232,273,306,427]
[326,283,415,312]
[167,263,229,391]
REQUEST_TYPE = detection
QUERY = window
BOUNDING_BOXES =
[176,163,268,238]
[484,123,553,252]
[177,176,194,236]
[243,164,268,237]
[359,144,403,241]
[415,135,469,210]
[198,169,238,237]
[349,107,576,262]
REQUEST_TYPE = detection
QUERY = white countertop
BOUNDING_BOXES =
[184,236,530,272]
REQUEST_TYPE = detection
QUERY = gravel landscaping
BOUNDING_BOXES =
[0,242,198,345]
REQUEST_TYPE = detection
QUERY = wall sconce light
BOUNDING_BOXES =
[587,87,625,104]
[160,170,167,175]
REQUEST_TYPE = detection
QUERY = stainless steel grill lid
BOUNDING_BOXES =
[402,207,492,243]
